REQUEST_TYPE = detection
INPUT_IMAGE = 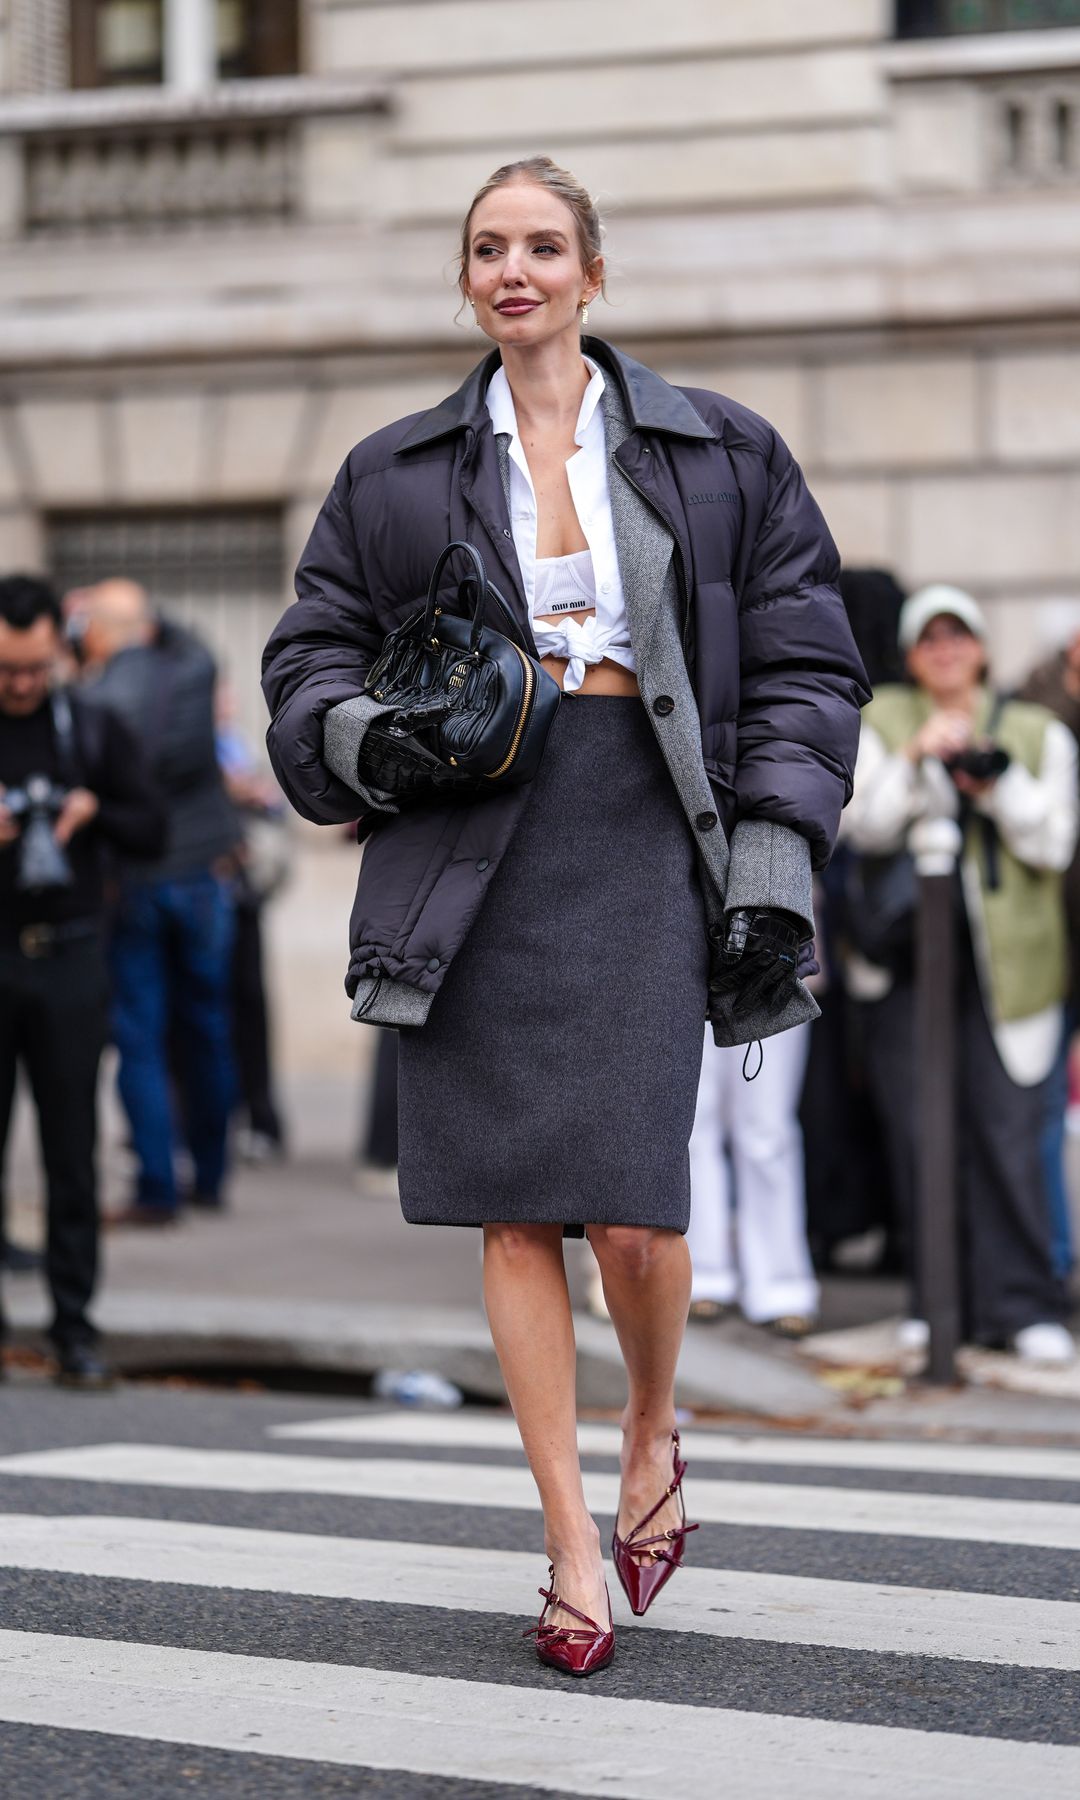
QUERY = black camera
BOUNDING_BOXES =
[3,776,73,891]
[944,744,1011,785]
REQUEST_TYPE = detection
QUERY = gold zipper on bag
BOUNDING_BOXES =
[485,642,535,779]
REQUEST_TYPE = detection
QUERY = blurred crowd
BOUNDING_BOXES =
[355,567,1080,1369]
[1,561,1079,1385]
[0,572,289,1384]
[673,570,1080,1367]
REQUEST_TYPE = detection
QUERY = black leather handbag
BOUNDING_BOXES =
[359,542,561,802]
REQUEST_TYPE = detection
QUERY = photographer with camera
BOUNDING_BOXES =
[0,575,164,1385]
[844,585,1078,1363]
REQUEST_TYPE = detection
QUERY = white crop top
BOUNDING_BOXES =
[485,358,636,694]
[534,548,596,614]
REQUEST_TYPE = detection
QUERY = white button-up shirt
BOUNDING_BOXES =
[485,357,634,693]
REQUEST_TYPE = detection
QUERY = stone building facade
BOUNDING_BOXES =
[1,0,1079,734]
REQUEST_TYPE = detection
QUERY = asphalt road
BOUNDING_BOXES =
[1,1379,1079,1798]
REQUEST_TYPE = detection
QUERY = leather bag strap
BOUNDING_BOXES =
[423,541,489,649]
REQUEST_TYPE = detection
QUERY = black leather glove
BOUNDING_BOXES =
[356,713,482,806]
[384,691,457,735]
[708,908,806,1020]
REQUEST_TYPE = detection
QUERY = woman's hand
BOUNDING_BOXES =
[903,710,972,765]
[708,908,805,1020]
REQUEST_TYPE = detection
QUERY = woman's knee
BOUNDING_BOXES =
[483,1221,563,1265]
[589,1224,670,1280]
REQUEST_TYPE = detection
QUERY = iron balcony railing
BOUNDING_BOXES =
[0,76,389,237]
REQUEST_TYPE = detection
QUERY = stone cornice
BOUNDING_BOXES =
[0,75,391,138]
[884,26,1080,82]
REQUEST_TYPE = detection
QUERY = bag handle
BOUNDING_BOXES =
[423,541,490,652]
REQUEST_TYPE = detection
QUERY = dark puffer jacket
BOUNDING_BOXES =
[263,339,868,1022]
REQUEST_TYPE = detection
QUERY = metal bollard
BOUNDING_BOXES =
[909,817,964,1385]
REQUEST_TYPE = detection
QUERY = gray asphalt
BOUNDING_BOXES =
[4,1381,1080,1503]
[0,1724,581,1800]
[2,1381,1080,1797]
[2,1474,1077,1603]
[4,1570,1079,1742]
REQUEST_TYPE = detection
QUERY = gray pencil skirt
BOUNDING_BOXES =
[397,695,709,1235]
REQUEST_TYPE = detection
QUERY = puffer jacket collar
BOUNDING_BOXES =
[395,337,716,454]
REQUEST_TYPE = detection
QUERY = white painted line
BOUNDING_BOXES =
[3,1445,1080,1551]
[2,1631,1079,1800]
[270,1412,1080,1484]
[3,1513,1079,1671]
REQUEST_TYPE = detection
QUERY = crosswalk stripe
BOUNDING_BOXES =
[2,1631,1079,1800]
[2,1513,1078,1671]
[270,1413,1080,1484]
[3,1444,1080,1550]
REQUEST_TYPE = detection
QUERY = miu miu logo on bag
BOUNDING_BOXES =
[448,661,470,690]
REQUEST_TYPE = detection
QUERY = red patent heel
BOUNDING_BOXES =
[524,1565,615,1677]
[612,1428,699,1616]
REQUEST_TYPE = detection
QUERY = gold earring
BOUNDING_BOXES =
[580,300,589,327]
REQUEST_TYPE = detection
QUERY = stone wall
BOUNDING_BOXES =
[319,0,889,219]
[0,1,1078,694]
[0,2,1077,1071]
[4,329,1078,698]
[0,0,68,94]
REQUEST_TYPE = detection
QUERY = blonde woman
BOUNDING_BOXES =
[264,157,867,1674]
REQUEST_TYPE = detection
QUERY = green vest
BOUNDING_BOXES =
[864,685,1067,1023]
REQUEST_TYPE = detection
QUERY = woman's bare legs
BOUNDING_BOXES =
[482,1222,607,1629]
[587,1225,692,1549]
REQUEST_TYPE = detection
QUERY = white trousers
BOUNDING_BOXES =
[686,1021,818,1322]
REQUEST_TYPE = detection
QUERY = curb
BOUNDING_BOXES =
[5,1289,837,1419]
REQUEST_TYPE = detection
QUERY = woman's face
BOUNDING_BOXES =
[906,615,987,699]
[464,180,600,350]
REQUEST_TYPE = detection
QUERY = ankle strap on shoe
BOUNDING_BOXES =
[524,1579,610,1643]
[618,1520,699,1563]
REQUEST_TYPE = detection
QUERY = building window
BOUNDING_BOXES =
[70,0,299,89]
[47,506,284,598]
[71,0,164,85]
[216,1,299,80]
[897,0,1080,33]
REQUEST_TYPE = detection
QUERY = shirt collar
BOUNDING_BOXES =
[575,357,606,442]
[485,356,606,448]
[396,338,714,455]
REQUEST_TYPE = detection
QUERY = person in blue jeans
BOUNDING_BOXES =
[71,580,240,1222]
[109,872,236,1213]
